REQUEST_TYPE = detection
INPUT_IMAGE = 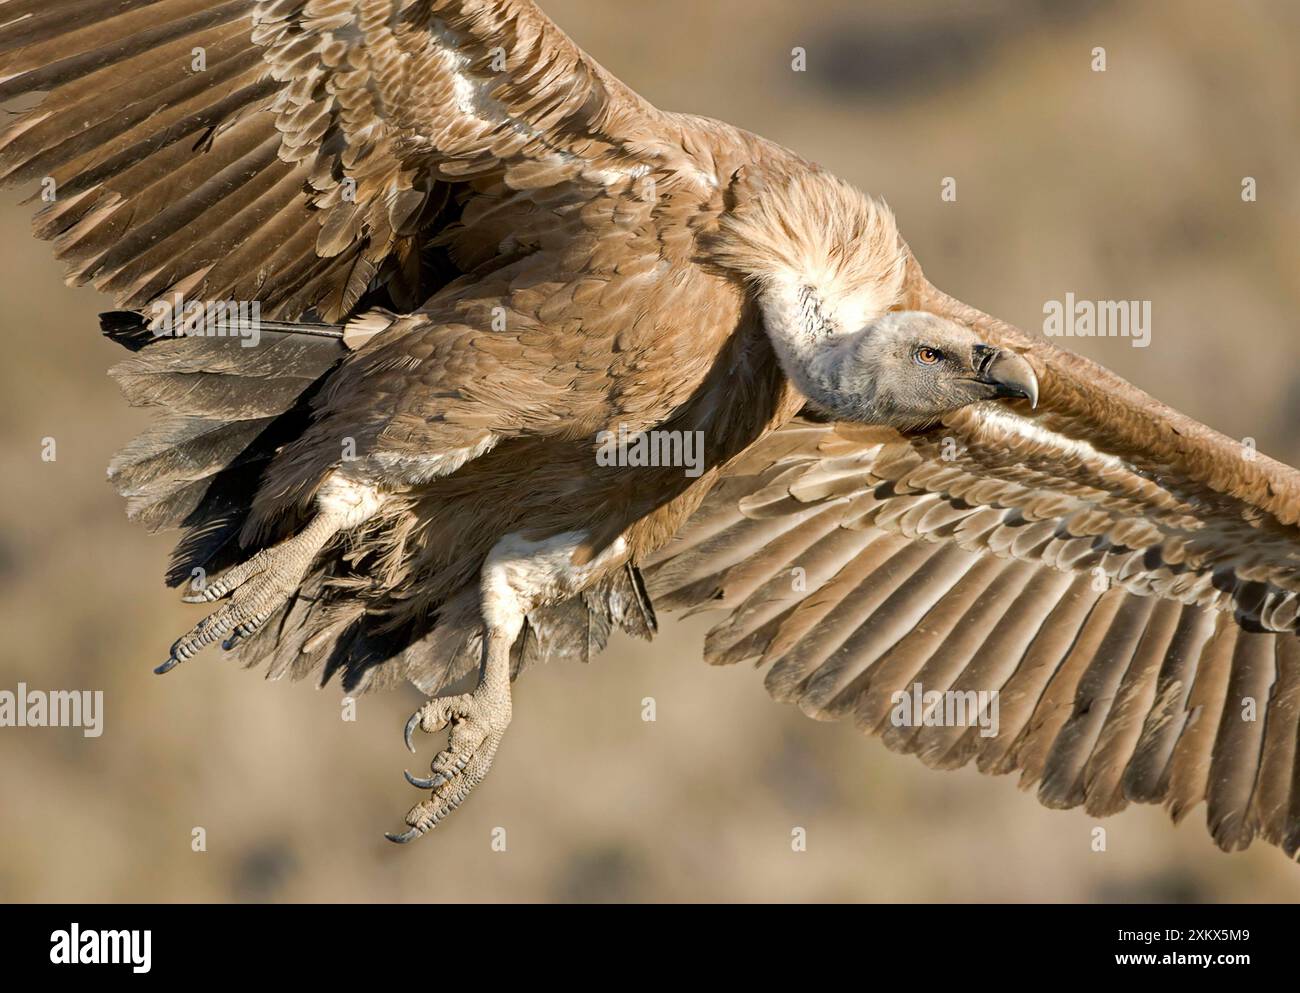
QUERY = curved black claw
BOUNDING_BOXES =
[404,711,421,753]
[385,827,422,844]
[154,658,180,675]
[404,769,447,790]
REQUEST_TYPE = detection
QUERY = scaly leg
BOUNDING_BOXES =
[385,529,626,843]
[157,474,382,673]
[387,627,514,843]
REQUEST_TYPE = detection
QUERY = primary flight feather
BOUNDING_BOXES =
[2,0,1298,854]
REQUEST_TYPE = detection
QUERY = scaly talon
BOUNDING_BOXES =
[223,610,273,651]
[403,769,447,790]
[387,677,512,844]
[403,710,422,753]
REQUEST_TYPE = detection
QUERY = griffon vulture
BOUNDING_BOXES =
[2,0,1298,854]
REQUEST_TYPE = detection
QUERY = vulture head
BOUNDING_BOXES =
[713,171,1038,429]
[808,310,1040,430]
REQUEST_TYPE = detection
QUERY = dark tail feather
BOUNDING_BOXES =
[99,311,157,351]
[100,309,345,348]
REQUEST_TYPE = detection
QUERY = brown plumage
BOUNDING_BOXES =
[2,0,1299,854]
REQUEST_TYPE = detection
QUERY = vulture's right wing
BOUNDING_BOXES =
[645,299,1300,858]
[0,0,703,320]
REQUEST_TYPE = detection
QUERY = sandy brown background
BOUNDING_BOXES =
[2,0,1299,902]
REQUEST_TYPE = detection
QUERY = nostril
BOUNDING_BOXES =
[973,344,996,377]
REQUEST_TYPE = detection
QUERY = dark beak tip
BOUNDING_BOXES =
[979,347,1040,410]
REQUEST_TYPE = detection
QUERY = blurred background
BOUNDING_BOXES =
[2,0,1299,902]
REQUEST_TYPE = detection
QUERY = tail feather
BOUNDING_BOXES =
[100,310,159,350]
[110,415,273,518]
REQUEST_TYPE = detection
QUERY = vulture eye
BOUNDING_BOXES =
[914,346,943,366]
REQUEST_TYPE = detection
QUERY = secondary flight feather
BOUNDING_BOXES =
[2,0,1298,855]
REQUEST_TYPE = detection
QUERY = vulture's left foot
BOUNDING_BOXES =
[387,652,513,843]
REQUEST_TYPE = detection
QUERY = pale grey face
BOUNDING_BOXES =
[821,311,1039,429]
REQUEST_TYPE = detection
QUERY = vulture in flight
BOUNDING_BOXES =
[3,0,1299,855]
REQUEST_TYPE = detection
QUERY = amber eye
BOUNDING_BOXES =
[914,346,943,366]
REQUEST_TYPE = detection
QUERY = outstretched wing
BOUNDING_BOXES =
[0,0,699,320]
[645,276,1300,858]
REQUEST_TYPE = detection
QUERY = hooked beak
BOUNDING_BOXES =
[973,345,1039,408]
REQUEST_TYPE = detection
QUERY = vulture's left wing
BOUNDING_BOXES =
[0,0,701,320]
[645,286,1300,858]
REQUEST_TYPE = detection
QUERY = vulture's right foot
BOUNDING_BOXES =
[386,681,513,843]
[156,514,344,673]
[156,476,383,674]
[386,629,515,843]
